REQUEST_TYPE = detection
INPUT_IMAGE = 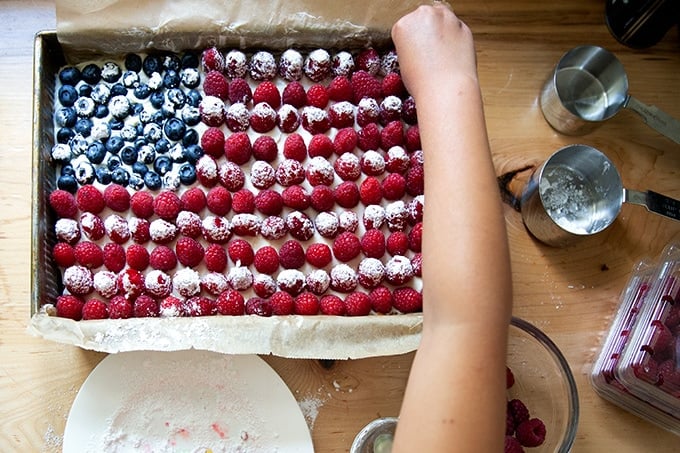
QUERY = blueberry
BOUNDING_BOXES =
[110,82,127,97]
[111,166,130,186]
[167,88,186,106]
[120,125,139,142]
[134,137,148,150]
[74,118,93,137]
[185,89,202,107]
[131,161,148,176]
[105,135,124,154]
[120,146,139,165]
[109,119,124,130]
[122,70,140,88]
[184,144,204,163]
[78,84,93,97]
[181,51,199,69]
[182,129,199,147]
[178,163,197,185]
[51,143,72,163]
[162,70,180,89]
[61,163,75,176]
[179,68,200,89]
[91,83,111,104]
[128,173,145,190]
[81,63,101,84]
[57,174,78,193]
[107,155,122,170]
[95,166,112,184]
[161,103,176,119]
[162,172,181,191]
[143,123,162,142]
[133,83,151,99]
[109,95,131,120]
[163,117,186,141]
[90,122,111,142]
[144,170,162,190]
[138,108,154,124]
[181,106,201,126]
[138,144,156,164]
[131,103,144,115]
[58,85,78,107]
[95,104,109,118]
[150,111,164,125]
[59,66,81,85]
[142,55,162,77]
[57,127,76,144]
[69,134,89,156]
[55,107,77,127]
[162,54,182,72]
[155,138,170,154]
[169,143,187,163]
[149,91,165,109]
[147,72,163,91]
[74,161,96,185]
[101,61,121,83]
[154,155,173,175]
[74,97,96,118]
[124,53,143,72]
[86,141,106,164]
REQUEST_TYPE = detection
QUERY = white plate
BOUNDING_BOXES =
[64,350,314,453]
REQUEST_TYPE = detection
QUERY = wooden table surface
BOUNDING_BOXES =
[1,1,679,451]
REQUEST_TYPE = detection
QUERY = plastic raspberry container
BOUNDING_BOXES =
[591,242,680,435]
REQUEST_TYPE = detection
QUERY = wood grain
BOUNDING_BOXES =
[1,1,679,451]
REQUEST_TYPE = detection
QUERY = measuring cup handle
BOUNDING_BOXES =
[625,188,680,221]
[624,96,680,145]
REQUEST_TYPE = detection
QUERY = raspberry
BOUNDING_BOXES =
[332,232,361,262]
[206,186,232,216]
[282,185,310,210]
[174,268,202,297]
[334,153,361,181]
[306,269,330,294]
[405,125,421,152]
[331,181,358,208]
[358,257,385,288]
[333,128,358,155]
[125,243,149,271]
[307,157,335,186]
[294,292,319,315]
[184,296,215,317]
[279,49,304,81]
[357,97,380,127]
[402,96,418,124]
[230,213,260,237]
[202,244,227,273]
[327,75,353,102]
[313,212,338,239]
[227,266,253,291]
[285,211,315,241]
[201,46,225,72]
[380,96,403,124]
[250,161,276,189]
[253,274,277,298]
[369,286,393,314]
[53,242,76,267]
[329,101,355,128]
[129,191,154,219]
[338,210,359,233]
[304,49,332,82]
[254,246,280,274]
[308,134,334,159]
[301,106,330,134]
[80,212,105,241]
[196,155,219,187]
[56,294,84,320]
[215,289,245,315]
[411,253,423,277]
[409,222,423,252]
[218,161,246,191]
[203,70,229,100]
[357,123,381,152]
[225,102,250,132]
[250,102,277,133]
[55,218,80,244]
[93,270,118,299]
[360,229,386,258]
[176,236,205,267]
[359,176,383,205]
[49,189,78,218]
[153,190,182,220]
[306,84,329,108]
[412,148,426,167]
[145,270,173,298]
[408,195,425,225]
[180,187,206,213]
[159,295,184,317]
[118,268,145,300]
[279,240,305,269]
[260,216,287,240]
[228,77,252,104]
[269,291,294,315]
[382,72,406,98]
[320,294,346,316]
[224,49,247,78]
[103,184,130,212]
[282,81,306,108]
[330,263,358,292]
[506,367,516,389]
[363,204,385,230]
[515,419,546,448]
[392,287,422,313]
[134,294,159,318]
[406,164,425,196]
[276,159,305,186]
[244,297,270,316]
[344,291,371,316]
[199,95,226,127]
[380,49,399,75]
[252,135,278,162]
[104,214,130,244]
[351,70,382,104]
[332,51,355,76]
[249,51,277,80]
[361,150,386,176]
[224,131,252,165]
[385,255,414,285]
[227,238,254,266]
[306,243,332,268]
[385,145,410,173]
[82,298,108,320]
[108,295,133,319]
[310,185,334,212]
[200,127,226,158]
[76,185,105,214]
[357,48,380,75]
[380,120,404,150]
[504,436,525,453]
[382,173,406,200]
[277,104,301,132]
[283,133,307,161]
[232,188,255,214]
[254,189,283,216]
[149,245,178,271]
[253,80,281,108]
[102,242,126,272]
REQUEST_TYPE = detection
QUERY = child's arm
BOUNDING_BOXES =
[391,5,513,452]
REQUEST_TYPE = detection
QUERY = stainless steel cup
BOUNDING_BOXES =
[540,45,680,144]
[521,144,680,247]
[350,417,397,453]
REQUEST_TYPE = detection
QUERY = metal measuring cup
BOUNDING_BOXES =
[520,144,680,247]
[540,45,680,144]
